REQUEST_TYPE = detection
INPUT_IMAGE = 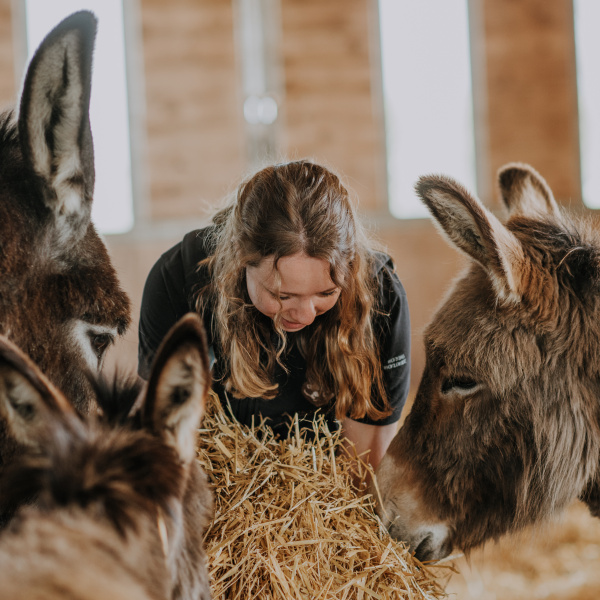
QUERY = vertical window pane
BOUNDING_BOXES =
[379,1,476,218]
[235,0,283,167]
[574,0,600,209]
[25,0,134,234]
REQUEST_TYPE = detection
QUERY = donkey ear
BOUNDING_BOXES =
[143,314,211,464]
[0,336,74,449]
[416,174,526,301]
[497,163,560,219]
[18,10,97,245]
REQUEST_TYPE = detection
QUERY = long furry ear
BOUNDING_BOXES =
[416,174,526,302]
[18,10,97,246]
[0,335,74,450]
[142,314,211,463]
[497,163,561,219]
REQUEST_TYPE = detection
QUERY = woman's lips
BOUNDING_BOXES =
[281,317,305,330]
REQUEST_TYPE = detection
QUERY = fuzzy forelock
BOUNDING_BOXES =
[0,111,18,157]
[0,419,184,537]
[91,371,144,426]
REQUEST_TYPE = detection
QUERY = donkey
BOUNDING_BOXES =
[374,163,600,562]
[0,10,130,445]
[0,313,212,599]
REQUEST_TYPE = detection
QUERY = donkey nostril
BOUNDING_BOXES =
[413,533,433,562]
[412,529,452,562]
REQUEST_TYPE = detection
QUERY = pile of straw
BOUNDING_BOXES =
[197,393,448,600]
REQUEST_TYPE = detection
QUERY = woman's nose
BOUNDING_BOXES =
[290,299,317,324]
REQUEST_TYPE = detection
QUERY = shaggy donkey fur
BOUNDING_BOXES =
[375,163,600,561]
[0,314,213,600]
[0,11,131,472]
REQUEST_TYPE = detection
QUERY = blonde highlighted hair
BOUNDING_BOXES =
[197,160,390,421]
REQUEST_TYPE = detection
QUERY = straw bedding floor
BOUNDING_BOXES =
[444,500,600,600]
[197,394,600,599]
[197,393,450,600]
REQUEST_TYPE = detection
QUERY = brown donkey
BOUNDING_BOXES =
[0,314,212,599]
[0,10,130,438]
[375,163,600,561]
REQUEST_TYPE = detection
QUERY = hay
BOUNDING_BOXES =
[197,392,449,600]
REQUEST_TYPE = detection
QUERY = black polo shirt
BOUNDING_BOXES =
[138,227,411,436]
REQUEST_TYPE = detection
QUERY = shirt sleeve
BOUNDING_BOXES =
[137,243,191,379]
[354,255,411,426]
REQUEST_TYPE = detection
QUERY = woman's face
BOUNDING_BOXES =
[246,253,342,332]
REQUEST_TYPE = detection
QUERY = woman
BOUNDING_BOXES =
[138,160,410,471]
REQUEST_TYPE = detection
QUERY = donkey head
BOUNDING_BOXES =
[0,313,212,599]
[375,163,600,560]
[0,10,130,423]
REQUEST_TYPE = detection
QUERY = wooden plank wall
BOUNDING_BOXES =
[280,0,387,213]
[141,0,244,221]
[472,0,580,207]
[0,0,16,110]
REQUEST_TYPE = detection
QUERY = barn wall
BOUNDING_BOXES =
[0,0,16,110]
[0,0,584,398]
[279,0,387,213]
[471,0,581,207]
[140,0,245,222]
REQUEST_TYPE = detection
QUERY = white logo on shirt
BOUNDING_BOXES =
[383,354,406,370]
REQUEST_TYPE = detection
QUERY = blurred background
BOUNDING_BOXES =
[1,0,598,597]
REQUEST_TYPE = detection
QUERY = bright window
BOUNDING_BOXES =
[574,0,600,209]
[25,0,134,234]
[378,0,476,218]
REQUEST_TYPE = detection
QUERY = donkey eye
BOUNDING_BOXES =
[88,333,113,359]
[9,398,35,421]
[441,377,479,394]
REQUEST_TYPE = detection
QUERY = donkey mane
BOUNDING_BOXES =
[0,111,17,154]
[0,417,184,538]
[506,214,600,377]
[510,214,600,292]
[0,110,46,224]
[92,373,144,426]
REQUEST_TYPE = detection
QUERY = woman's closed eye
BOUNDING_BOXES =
[269,290,290,301]
[267,287,340,301]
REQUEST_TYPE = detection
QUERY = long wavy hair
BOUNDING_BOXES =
[197,160,390,421]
